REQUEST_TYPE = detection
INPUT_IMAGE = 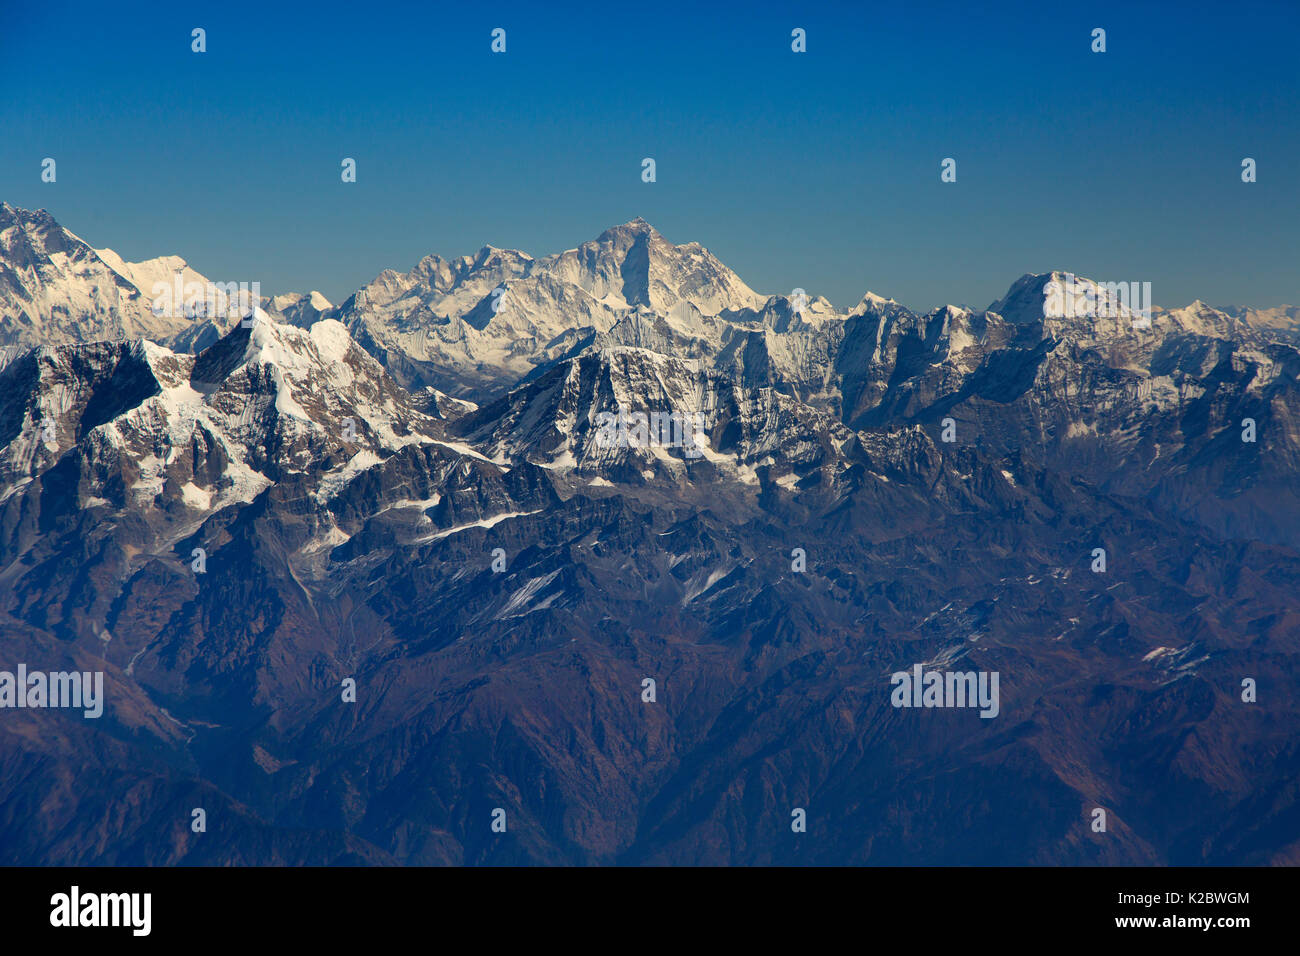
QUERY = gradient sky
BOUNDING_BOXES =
[2,0,1297,312]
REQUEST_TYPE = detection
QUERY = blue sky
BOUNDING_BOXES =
[2,0,1297,311]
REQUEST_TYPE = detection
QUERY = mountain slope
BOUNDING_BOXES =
[2,210,1299,866]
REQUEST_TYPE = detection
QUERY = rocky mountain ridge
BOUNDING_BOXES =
[1,208,1298,866]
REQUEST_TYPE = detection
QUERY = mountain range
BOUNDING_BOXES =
[2,203,1299,865]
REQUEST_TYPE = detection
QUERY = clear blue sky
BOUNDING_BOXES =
[2,0,1297,311]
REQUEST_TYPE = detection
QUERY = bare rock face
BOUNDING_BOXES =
[2,208,1300,865]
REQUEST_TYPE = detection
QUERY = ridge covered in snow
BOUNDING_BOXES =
[0,202,331,354]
